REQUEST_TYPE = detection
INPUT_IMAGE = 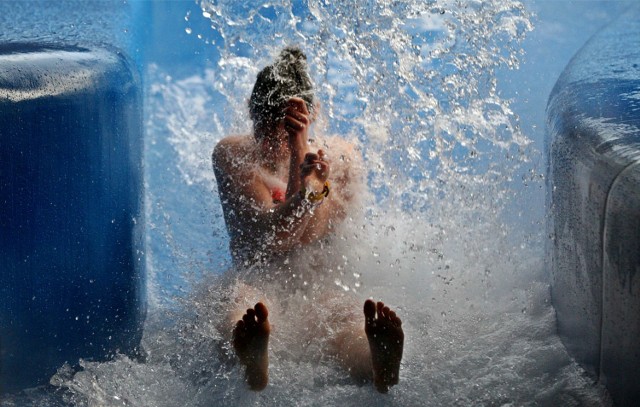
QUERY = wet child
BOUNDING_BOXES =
[212,46,404,393]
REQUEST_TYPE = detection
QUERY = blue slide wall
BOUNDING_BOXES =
[547,5,640,405]
[0,43,146,392]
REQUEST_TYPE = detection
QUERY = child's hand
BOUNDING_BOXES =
[300,149,330,186]
[284,97,311,154]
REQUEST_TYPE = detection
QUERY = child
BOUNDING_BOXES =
[212,46,403,393]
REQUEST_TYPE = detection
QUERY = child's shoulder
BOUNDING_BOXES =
[213,135,252,167]
[215,134,252,151]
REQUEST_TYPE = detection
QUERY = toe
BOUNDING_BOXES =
[233,320,245,336]
[376,301,385,319]
[243,313,254,326]
[364,299,376,323]
[255,302,269,323]
[382,306,391,319]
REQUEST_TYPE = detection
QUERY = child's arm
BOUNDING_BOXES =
[212,138,315,253]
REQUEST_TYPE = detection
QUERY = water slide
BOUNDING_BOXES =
[0,0,638,405]
[0,44,146,392]
[547,4,640,405]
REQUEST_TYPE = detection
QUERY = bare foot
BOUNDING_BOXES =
[364,300,404,393]
[233,302,270,391]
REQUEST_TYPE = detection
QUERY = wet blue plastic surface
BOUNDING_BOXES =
[547,4,640,405]
[0,43,145,393]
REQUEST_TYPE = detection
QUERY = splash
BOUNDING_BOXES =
[189,0,534,214]
[151,0,539,298]
[30,0,611,406]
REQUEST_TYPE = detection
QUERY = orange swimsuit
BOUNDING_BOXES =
[271,188,285,204]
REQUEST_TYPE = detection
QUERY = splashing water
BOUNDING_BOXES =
[192,0,534,213]
[9,1,612,406]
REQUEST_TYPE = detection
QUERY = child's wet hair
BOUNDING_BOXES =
[249,46,315,131]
